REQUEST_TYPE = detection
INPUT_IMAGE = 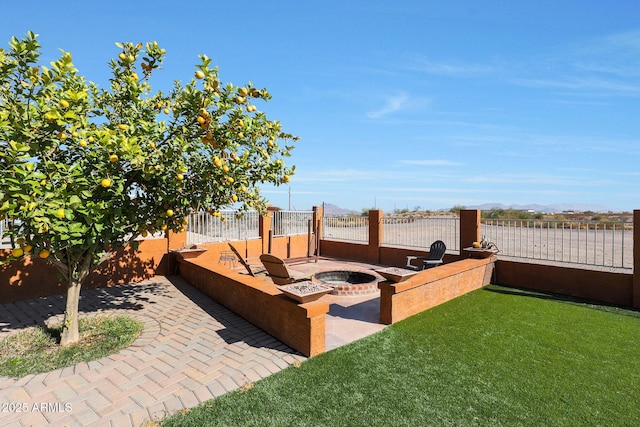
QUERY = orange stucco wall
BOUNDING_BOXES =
[2,207,636,312]
[494,260,633,307]
[319,240,370,263]
[378,257,495,324]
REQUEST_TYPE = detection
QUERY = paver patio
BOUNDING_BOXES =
[0,276,306,426]
[0,258,387,426]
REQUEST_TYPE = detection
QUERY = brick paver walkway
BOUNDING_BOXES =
[0,276,305,427]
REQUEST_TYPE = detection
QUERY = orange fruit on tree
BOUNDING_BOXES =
[12,247,24,258]
[39,249,50,259]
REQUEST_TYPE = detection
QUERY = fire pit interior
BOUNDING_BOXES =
[313,270,379,296]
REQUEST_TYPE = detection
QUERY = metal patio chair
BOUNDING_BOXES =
[405,240,447,270]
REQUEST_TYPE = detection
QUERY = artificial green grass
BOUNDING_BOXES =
[0,315,143,378]
[162,285,640,426]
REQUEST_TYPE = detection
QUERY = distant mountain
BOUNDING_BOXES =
[322,203,358,215]
[467,203,620,213]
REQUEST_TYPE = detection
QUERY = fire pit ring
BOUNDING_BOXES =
[313,270,379,296]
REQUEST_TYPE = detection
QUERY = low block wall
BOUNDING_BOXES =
[177,256,329,357]
[378,257,495,324]
[495,260,633,307]
[319,240,372,263]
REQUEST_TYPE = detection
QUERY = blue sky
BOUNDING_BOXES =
[3,1,640,212]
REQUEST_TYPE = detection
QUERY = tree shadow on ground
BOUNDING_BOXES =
[166,275,302,355]
[484,284,640,318]
[0,279,171,336]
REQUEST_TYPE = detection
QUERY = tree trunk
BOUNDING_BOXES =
[60,278,82,346]
[56,249,99,346]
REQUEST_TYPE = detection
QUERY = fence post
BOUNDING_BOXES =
[460,209,481,252]
[633,210,640,308]
[313,205,323,258]
[259,210,273,255]
[368,209,383,264]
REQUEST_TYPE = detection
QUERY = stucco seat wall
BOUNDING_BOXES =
[177,256,329,357]
[378,257,496,324]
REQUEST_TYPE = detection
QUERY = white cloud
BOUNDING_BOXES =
[366,92,410,118]
[292,169,386,182]
[404,56,496,77]
[399,159,463,167]
[512,76,640,96]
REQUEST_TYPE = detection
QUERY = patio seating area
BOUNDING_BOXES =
[1,207,638,426]
[0,258,388,426]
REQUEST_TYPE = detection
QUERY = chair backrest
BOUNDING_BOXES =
[227,242,255,276]
[427,240,447,261]
[259,253,294,285]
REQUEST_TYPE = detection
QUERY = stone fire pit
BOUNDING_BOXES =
[313,270,379,296]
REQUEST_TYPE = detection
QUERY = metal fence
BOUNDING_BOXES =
[322,215,369,243]
[187,210,260,245]
[482,219,632,270]
[2,210,634,271]
[382,216,460,252]
[272,210,314,237]
[0,219,10,248]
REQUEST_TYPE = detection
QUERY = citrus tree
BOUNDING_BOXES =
[0,32,297,345]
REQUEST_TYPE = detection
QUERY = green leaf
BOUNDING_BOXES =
[52,224,68,233]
